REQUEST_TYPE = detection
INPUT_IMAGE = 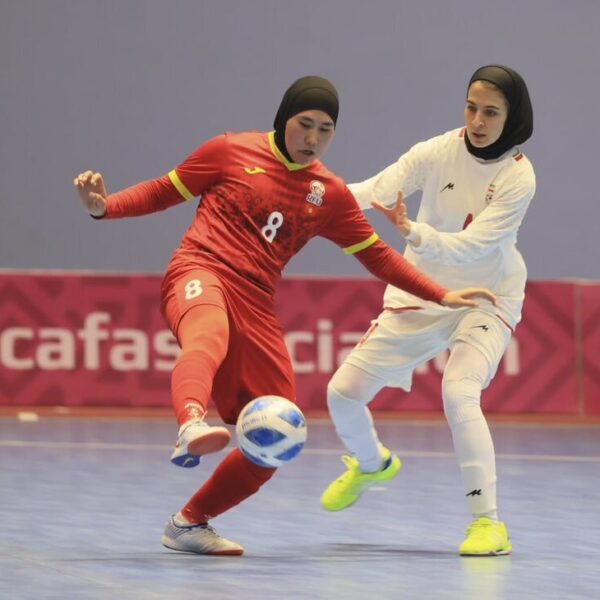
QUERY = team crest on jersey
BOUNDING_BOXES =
[485,183,496,204]
[306,180,325,206]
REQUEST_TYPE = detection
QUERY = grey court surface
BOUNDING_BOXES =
[1,416,599,599]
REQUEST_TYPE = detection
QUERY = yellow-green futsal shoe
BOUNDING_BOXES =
[321,448,401,511]
[459,517,512,556]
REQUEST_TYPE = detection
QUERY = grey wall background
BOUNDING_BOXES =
[1,0,598,280]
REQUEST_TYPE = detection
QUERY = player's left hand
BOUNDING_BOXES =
[372,191,412,237]
[74,170,108,217]
[441,288,497,308]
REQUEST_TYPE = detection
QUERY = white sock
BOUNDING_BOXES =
[443,344,499,521]
[327,364,386,473]
[178,419,204,435]
[174,512,196,527]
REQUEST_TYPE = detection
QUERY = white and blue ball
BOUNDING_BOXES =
[236,396,307,468]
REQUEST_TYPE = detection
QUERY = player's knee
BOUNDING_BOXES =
[442,376,483,426]
[327,380,351,408]
[201,333,228,364]
[327,362,379,406]
[179,326,228,364]
[327,368,356,403]
[327,380,365,418]
[178,306,229,356]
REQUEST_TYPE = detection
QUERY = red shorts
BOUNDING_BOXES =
[161,266,296,424]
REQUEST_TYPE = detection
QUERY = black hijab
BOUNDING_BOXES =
[464,65,533,160]
[273,76,339,161]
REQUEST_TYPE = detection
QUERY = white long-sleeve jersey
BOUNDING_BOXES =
[349,128,536,328]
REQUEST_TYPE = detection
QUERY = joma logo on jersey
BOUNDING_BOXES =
[244,166,266,175]
[306,180,325,206]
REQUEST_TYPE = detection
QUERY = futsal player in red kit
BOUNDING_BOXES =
[74,76,495,556]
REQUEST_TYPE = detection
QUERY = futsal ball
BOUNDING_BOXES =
[236,396,307,468]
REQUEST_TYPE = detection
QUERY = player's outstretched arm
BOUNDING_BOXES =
[74,171,107,218]
[441,288,496,308]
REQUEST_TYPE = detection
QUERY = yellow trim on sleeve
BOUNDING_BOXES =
[343,232,379,255]
[168,169,195,201]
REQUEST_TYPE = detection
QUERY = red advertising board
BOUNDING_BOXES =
[278,279,579,414]
[0,271,595,416]
[581,283,600,414]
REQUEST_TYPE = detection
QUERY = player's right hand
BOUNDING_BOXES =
[441,288,497,308]
[74,171,107,218]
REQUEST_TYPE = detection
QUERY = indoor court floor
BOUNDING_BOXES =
[1,415,599,599]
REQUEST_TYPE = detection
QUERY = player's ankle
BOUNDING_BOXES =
[474,511,498,522]
[174,512,200,527]
[178,402,206,428]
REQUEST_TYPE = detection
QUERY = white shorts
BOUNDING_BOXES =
[344,307,511,391]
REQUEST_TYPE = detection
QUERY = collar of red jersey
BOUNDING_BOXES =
[268,131,311,171]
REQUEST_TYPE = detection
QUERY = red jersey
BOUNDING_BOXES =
[104,131,447,303]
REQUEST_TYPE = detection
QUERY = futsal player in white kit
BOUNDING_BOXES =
[321,65,535,555]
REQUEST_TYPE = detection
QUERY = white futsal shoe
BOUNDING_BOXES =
[161,515,244,556]
[170,420,231,468]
